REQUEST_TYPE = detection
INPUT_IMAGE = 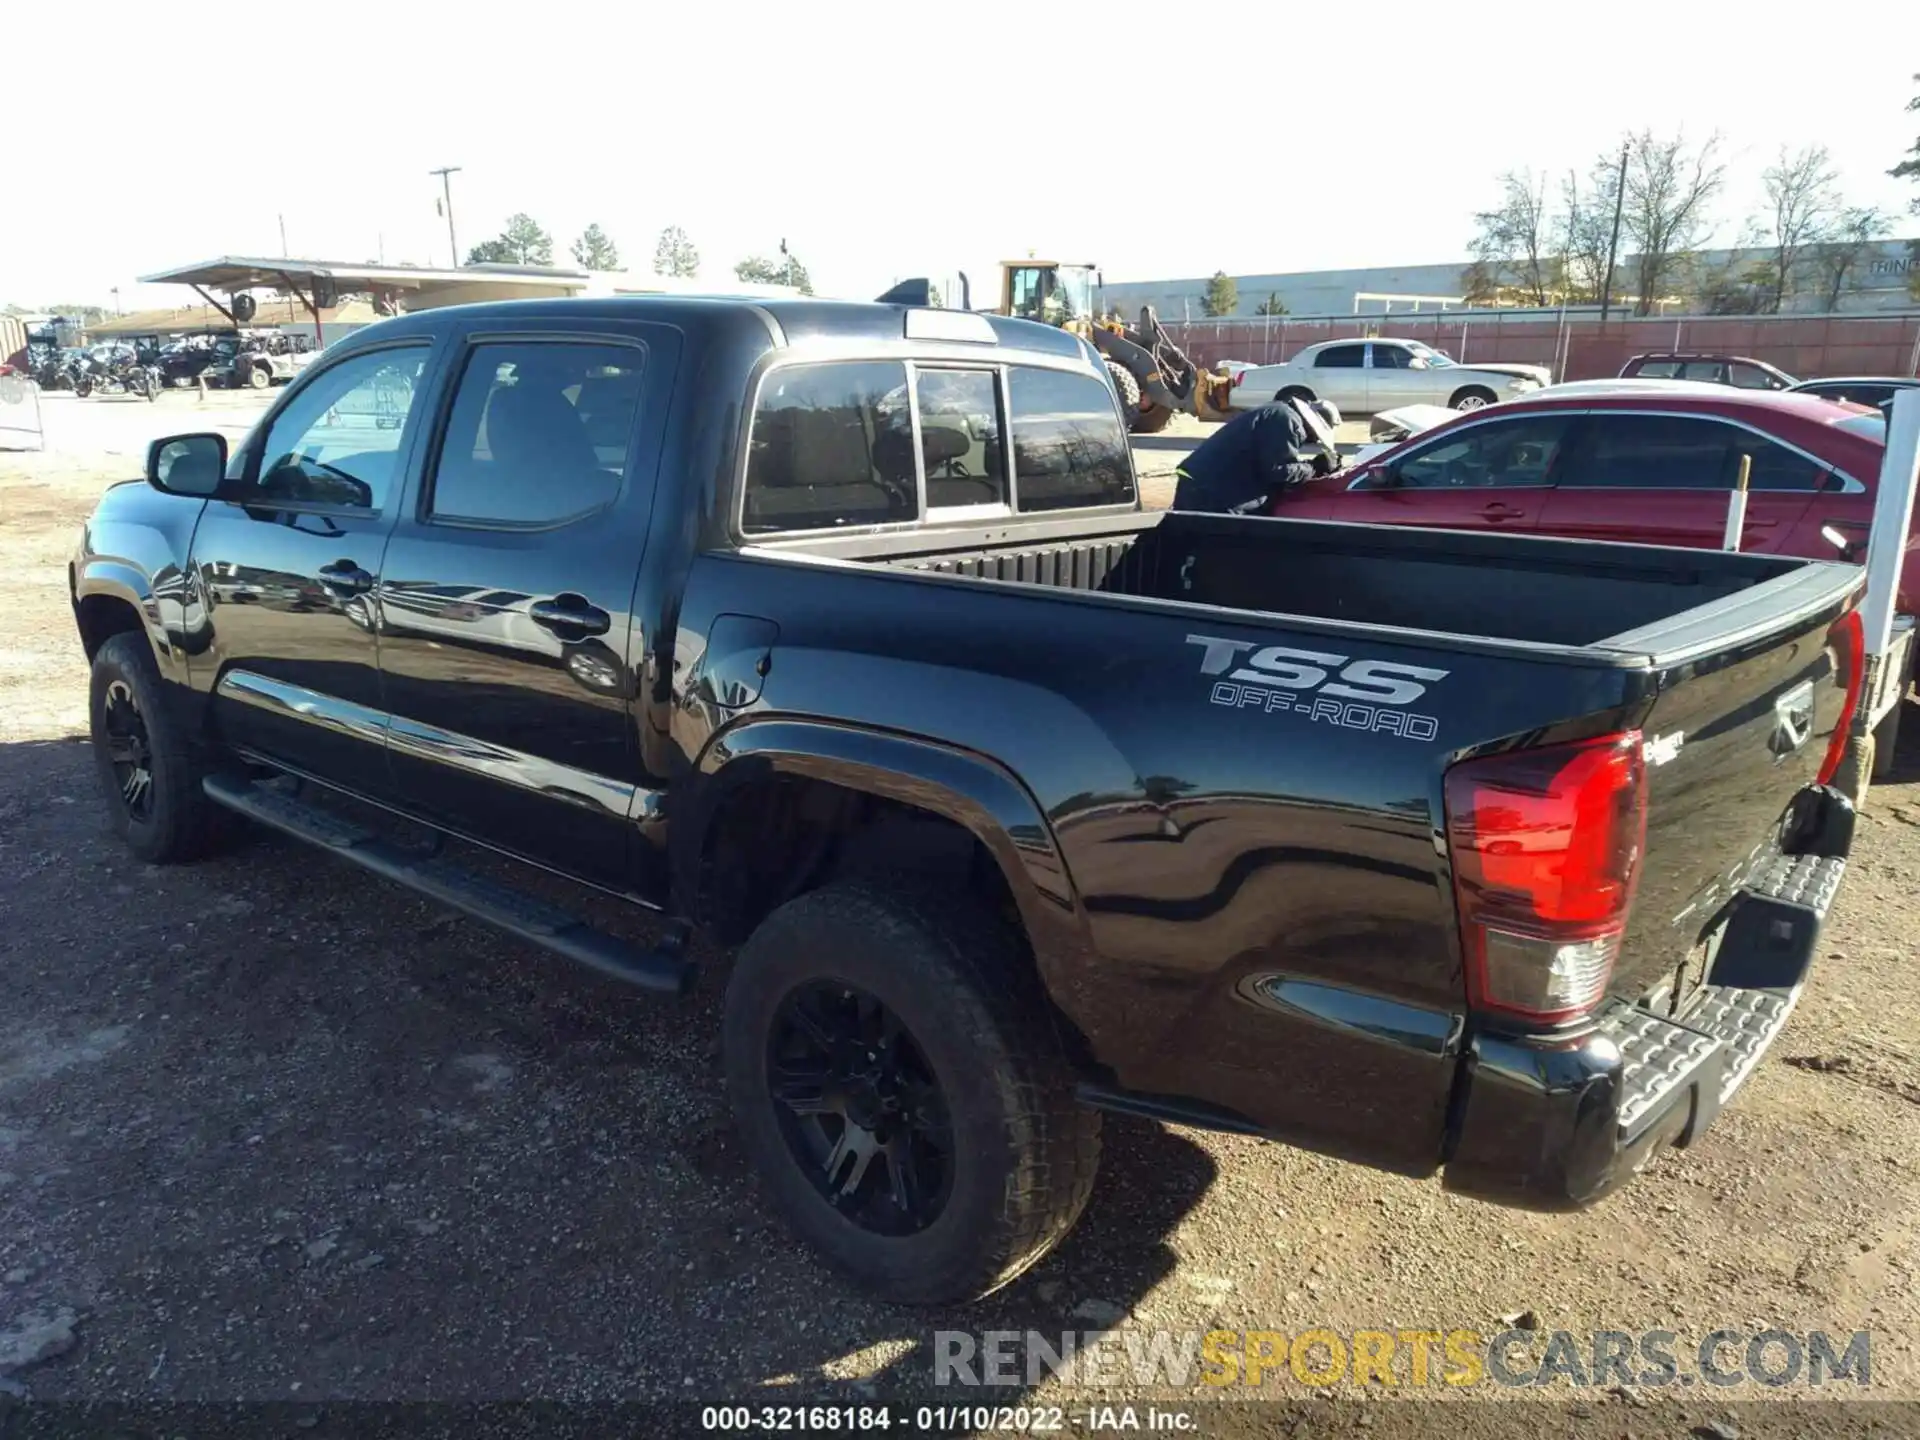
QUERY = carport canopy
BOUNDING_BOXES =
[137,257,594,342]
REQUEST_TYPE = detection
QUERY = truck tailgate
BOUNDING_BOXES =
[1602,573,1861,1005]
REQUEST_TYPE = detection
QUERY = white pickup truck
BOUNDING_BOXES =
[1228,336,1550,415]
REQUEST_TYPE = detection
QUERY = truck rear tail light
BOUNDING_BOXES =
[1444,733,1647,1024]
[1817,608,1865,787]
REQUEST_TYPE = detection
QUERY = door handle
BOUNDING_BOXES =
[529,596,612,638]
[1481,502,1526,520]
[316,559,373,594]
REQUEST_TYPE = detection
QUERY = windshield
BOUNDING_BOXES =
[1049,266,1095,324]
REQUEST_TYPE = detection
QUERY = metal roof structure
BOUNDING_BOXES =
[139,256,591,293]
[137,257,804,344]
[137,256,601,344]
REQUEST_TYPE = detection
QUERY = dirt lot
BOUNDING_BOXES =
[3,391,1919,1435]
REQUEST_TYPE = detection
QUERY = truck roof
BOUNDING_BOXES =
[338,294,1093,364]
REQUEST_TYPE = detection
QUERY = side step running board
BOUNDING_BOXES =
[203,774,693,996]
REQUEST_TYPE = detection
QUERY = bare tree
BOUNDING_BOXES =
[1464,170,1554,305]
[1891,71,1920,198]
[1694,222,1772,315]
[1811,206,1892,310]
[1757,145,1838,312]
[1555,166,1615,303]
[1618,130,1726,315]
[1891,74,1920,299]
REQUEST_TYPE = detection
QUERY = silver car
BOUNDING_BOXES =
[1228,338,1551,415]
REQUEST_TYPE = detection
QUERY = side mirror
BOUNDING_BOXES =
[147,433,228,497]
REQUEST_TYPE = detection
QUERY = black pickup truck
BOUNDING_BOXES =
[73,295,1865,1305]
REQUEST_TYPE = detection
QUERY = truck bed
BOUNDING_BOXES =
[775,509,1848,660]
[744,510,1860,1023]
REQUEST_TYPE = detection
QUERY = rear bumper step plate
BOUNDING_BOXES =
[1608,851,1841,1147]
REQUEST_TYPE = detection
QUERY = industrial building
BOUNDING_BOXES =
[1102,239,1920,320]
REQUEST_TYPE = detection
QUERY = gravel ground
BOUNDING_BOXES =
[3,390,1919,1436]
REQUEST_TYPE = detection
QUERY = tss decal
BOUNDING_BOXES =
[1186,634,1449,741]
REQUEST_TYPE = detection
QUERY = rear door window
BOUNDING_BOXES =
[429,341,644,527]
[1008,366,1134,512]
[1632,360,1681,378]
[1680,361,1726,383]
[743,362,916,533]
[1315,344,1365,369]
[1557,414,1738,489]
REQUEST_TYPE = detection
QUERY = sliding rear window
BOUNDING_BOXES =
[742,358,1132,533]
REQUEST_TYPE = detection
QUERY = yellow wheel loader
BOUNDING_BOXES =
[875,263,1235,434]
[993,260,1234,433]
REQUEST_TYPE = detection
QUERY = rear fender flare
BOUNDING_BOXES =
[681,717,1090,998]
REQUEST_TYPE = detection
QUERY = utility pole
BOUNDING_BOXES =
[278,213,289,256]
[430,166,462,267]
[1599,140,1629,324]
[780,237,793,289]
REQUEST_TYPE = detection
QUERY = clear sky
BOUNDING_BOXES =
[4,3,1915,312]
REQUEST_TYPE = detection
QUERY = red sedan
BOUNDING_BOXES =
[1269,380,1913,608]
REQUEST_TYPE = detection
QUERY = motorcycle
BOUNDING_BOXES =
[32,351,82,391]
[74,350,161,401]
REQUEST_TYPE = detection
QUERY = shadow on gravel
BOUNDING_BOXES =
[1875,697,1920,787]
[0,734,1222,1406]
[812,1114,1223,1407]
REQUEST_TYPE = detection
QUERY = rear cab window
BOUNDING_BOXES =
[741,357,1131,535]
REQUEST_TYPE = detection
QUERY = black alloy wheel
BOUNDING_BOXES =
[99,678,155,821]
[766,980,953,1236]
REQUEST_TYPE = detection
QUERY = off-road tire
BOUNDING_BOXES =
[247,363,270,390]
[723,879,1102,1305]
[88,632,233,863]
[1131,401,1175,434]
[1106,362,1141,418]
[1449,385,1498,410]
